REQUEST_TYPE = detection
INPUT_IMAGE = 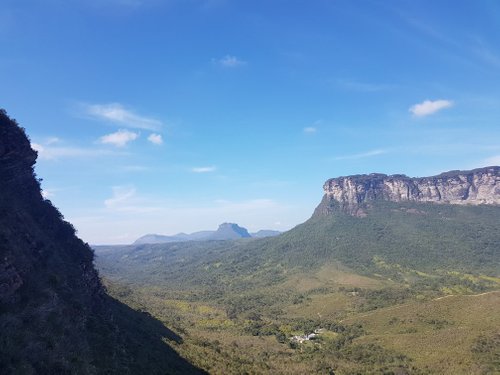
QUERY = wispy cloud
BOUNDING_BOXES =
[46,137,61,145]
[31,142,120,160]
[333,149,388,160]
[473,41,500,68]
[409,99,454,117]
[250,180,292,189]
[83,103,162,130]
[78,0,161,10]
[216,55,246,68]
[191,166,217,173]
[99,129,139,147]
[104,185,159,213]
[483,155,500,166]
[147,133,163,145]
[303,127,317,134]
[212,198,278,210]
[101,188,279,216]
[337,79,394,92]
[404,16,460,50]
[104,186,136,209]
[402,15,500,70]
[121,165,150,172]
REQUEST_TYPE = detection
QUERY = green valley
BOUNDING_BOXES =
[95,199,500,374]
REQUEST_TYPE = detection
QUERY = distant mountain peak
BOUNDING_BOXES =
[133,223,281,244]
[314,166,500,216]
[212,222,251,240]
[250,229,281,238]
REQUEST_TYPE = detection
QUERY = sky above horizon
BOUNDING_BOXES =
[1,0,499,244]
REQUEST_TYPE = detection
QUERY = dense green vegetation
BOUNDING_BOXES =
[98,201,500,286]
[0,109,203,374]
[95,201,500,374]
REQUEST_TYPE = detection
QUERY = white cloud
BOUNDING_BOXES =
[31,142,119,160]
[217,55,246,68]
[409,99,454,117]
[147,133,163,145]
[333,149,388,160]
[84,103,162,130]
[303,127,317,133]
[192,166,217,173]
[46,137,61,145]
[99,129,139,147]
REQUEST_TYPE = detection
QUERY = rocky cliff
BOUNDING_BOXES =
[0,109,202,374]
[314,167,500,216]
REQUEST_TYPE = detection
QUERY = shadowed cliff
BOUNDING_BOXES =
[0,109,204,374]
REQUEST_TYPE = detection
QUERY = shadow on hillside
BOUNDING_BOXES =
[96,295,206,375]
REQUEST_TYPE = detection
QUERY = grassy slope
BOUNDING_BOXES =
[343,291,500,375]
[95,201,500,374]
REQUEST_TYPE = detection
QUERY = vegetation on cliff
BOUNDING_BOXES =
[0,109,203,374]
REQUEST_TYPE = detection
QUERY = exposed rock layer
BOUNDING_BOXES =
[314,167,500,216]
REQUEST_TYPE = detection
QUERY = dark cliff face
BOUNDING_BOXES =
[0,111,102,299]
[314,167,500,216]
[0,110,203,374]
[0,109,107,372]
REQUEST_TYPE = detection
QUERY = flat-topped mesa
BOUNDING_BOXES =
[314,166,500,216]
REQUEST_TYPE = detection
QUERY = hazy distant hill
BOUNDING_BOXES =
[250,229,281,238]
[0,110,203,374]
[97,201,500,289]
[133,223,280,244]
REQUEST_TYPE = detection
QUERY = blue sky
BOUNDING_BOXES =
[1,0,499,244]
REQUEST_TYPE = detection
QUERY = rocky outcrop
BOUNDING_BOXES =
[210,222,251,240]
[314,167,500,216]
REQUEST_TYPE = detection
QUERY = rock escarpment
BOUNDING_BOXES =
[314,167,500,216]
